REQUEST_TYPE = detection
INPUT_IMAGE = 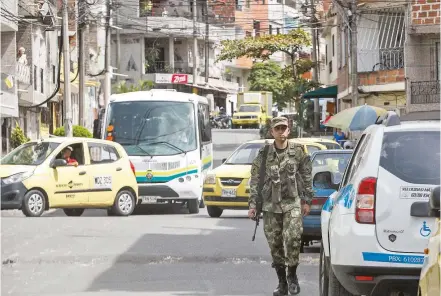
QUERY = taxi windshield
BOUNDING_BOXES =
[226,143,264,165]
[1,142,60,166]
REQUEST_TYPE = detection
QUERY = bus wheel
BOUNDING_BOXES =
[188,199,199,214]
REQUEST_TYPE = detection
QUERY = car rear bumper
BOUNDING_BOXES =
[1,181,27,210]
[333,264,420,296]
[303,214,321,239]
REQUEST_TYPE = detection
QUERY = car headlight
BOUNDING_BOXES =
[2,171,33,185]
[204,174,216,184]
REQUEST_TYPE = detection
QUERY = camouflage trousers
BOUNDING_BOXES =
[263,208,303,267]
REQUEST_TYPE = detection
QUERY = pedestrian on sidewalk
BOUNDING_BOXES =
[248,116,313,296]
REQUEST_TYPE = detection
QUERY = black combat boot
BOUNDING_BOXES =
[273,264,288,296]
[287,265,300,295]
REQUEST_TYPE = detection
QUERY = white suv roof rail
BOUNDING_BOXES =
[375,111,401,127]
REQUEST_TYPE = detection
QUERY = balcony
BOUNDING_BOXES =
[145,61,192,75]
[410,80,440,104]
[16,63,31,84]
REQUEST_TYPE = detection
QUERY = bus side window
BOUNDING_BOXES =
[199,103,212,143]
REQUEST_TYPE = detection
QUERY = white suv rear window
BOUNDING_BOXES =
[380,131,440,185]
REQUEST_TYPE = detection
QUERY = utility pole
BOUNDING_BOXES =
[62,0,73,137]
[204,0,209,83]
[115,3,121,81]
[350,0,358,107]
[192,0,198,93]
[310,0,320,132]
[78,0,86,127]
[103,0,112,106]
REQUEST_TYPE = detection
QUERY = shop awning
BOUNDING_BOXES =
[303,85,338,99]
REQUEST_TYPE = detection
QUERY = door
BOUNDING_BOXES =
[51,142,89,206]
[375,130,440,253]
[86,142,123,205]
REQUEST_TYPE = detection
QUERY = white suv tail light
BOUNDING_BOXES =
[355,177,376,224]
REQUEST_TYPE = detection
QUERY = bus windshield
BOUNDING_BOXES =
[105,101,197,156]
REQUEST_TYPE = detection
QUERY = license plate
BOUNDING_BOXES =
[141,196,159,203]
[221,188,237,198]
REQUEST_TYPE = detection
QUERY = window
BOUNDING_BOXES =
[325,45,328,63]
[341,134,370,187]
[276,28,280,35]
[380,131,440,185]
[269,25,273,35]
[40,68,44,93]
[33,65,37,90]
[55,142,86,165]
[246,0,250,8]
[332,34,335,56]
[198,103,212,143]
[88,143,120,164]
[52,65,56,84]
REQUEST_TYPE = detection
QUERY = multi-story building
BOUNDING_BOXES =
[1,0,19,153]
[111,0,239,110]
[317,1,408,116]
[404,0,440,119]
[15,0,60,140]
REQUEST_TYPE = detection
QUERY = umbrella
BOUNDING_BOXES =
[325,104,388,131]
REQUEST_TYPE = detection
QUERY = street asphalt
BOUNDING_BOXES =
[1,129,321,296]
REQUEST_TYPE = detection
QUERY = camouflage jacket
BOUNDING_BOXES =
[249,140,314,213]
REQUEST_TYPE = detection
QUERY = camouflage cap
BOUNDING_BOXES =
[271,116,289,128]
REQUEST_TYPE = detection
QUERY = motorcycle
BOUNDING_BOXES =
[211,114,231,129]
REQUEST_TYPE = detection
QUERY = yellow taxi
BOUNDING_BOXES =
[203,139,326,217]
[294,137,342,150]
[0,137,138,217]
[418,186,440,296]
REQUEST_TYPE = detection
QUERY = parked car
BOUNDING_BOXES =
[319,112,440,296]
[295,137,342,150]
[418,186,440,296]
[203,139,327,218]
[302,149,353,249]
[1,137,139,217]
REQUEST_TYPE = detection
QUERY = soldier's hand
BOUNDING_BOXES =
[248,208,256,220]
[302,204,311,217]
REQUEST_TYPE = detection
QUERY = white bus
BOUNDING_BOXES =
[100,90,213,214]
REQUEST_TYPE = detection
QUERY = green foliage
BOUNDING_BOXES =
[248,61,285,106]
[216,29,312,63]
[10,123,30,148]
[53,125,92,138]
[113,80,154,94]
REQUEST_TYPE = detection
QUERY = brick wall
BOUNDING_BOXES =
[210,0,235,24]
[358,69,405,86]
[411,0,440,25]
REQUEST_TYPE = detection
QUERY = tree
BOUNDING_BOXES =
[247,61,286,108]
[113,80,154,94]
[216,29,312,81]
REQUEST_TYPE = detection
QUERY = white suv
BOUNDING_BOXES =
[319,112,440,296]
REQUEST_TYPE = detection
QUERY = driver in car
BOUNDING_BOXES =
[63,146,79,166]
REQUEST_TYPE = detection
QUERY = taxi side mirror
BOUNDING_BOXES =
[52,159,67,168]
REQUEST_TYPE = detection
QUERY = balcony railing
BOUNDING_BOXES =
[410,80,440,104]
[145,61,192,74]
[16,63,30,84]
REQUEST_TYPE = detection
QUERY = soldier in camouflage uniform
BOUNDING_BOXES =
[248,117,313,296]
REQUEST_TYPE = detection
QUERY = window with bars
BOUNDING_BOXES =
[357,8,405,72]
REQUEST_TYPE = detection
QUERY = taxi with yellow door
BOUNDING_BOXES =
[203,139,326,217]
[418,186,440,296]
[0,137,138,217]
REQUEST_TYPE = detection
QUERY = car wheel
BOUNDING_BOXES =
[319,242,329,296]
[21,190,46,217]
[63,208,85,216]
[112,190,136,216]
[207,206,223,218]
[328,256,356,296]
[188,199,199,214]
